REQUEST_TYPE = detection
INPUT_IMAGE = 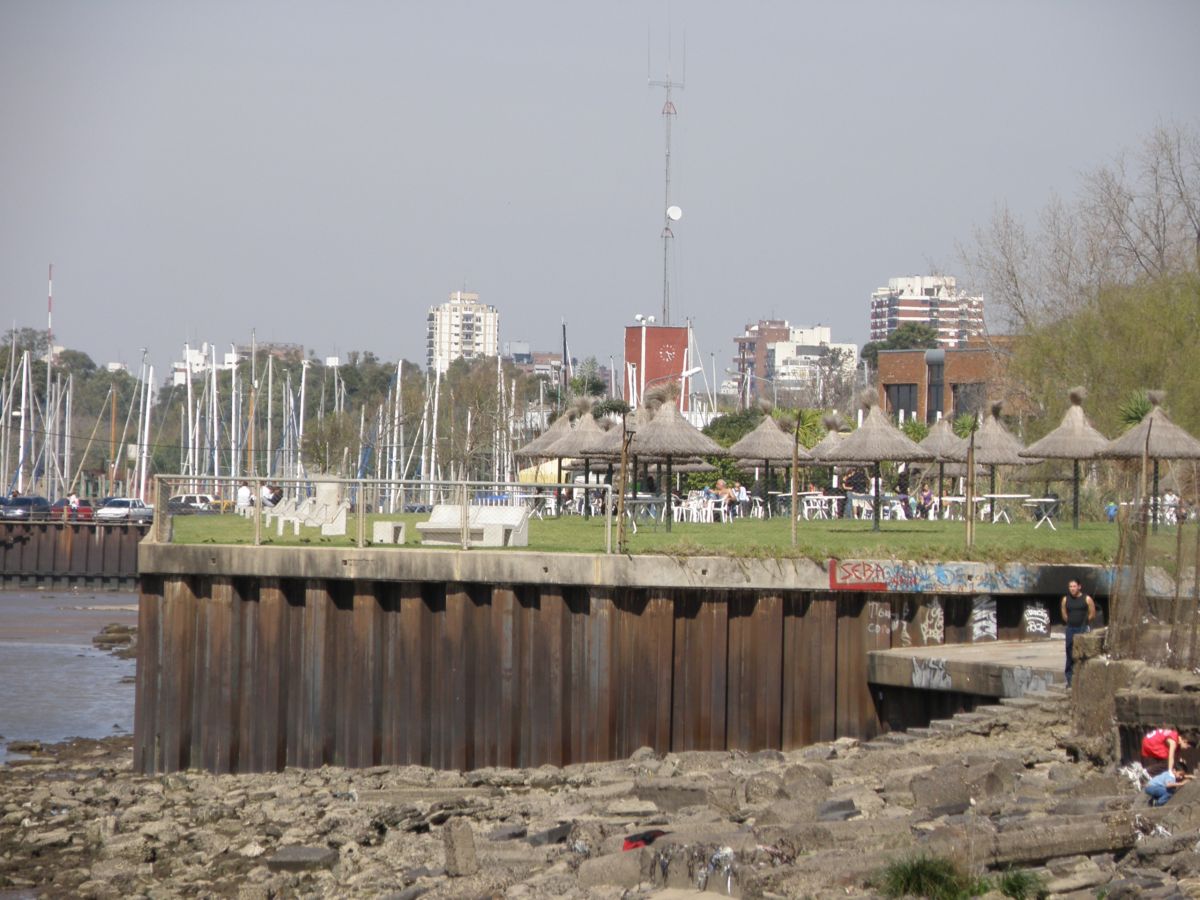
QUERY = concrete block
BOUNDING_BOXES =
[372,521,406,544]
[265,845,339,872]
[443,818,478,877]
[577,849,649,889]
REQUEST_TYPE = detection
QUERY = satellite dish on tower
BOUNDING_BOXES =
[667,205,682,221]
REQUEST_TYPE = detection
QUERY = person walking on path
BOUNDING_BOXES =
[1061,579,1095,686]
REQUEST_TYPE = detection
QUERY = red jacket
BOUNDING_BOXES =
[1142,728,1180,760]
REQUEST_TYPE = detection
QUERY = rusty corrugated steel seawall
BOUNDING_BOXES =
[0,521,147,589]
[134,545,1107,774]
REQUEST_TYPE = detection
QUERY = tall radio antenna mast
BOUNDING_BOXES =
[649,20,684,326]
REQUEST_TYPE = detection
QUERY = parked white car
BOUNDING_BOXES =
[96,498,154,523]
[168,493,216,510]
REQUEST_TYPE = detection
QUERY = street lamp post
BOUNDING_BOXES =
[632,314,655,408]
[726,369,777,408]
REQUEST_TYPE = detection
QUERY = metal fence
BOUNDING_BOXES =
[1108,498,1198,666]
[152,474,614,552]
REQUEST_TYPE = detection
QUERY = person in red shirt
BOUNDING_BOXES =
[1142,727,1190,776]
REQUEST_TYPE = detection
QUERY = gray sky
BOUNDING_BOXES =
[2,1,1198,377]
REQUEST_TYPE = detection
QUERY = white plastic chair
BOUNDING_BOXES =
[802,496,828,520]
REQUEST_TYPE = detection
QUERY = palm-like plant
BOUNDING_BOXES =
[776,408,826,449]
[901,419,930,443]
[1118,390,1151,430]
[952,413,978,439]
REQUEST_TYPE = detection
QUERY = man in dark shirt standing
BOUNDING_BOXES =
[1061,579,1096,687]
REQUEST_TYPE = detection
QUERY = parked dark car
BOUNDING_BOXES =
[0,496,52,521]
[50,498,95,520]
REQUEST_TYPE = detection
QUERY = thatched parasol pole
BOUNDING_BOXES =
[989,465,997,524]
[616,414,631,553]
[937,462,945,517]
[1072,458,1081,530]
[965,429,977,550]
[871,462,882,532]
[555,456,563,518]
[791,417,801,547]
[665,456,674,532]
[583,456,591,519]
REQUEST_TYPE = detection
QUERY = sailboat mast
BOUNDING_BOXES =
[139,365,153,501]
[266,355,273,478]
[16,351,29,493]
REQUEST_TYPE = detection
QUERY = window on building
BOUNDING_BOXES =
[951,382,987,419]
[884,383,918,419]
[926,362,944,424]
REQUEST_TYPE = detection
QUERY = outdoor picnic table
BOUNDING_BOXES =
[623,496,665,534]
[940,496,966,520]
[1024,497,1058,530]
[974,493,1031,524]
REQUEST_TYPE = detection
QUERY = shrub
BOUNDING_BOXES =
[876,854,987,900]
[996,867,1048,900]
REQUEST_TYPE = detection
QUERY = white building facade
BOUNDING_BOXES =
[426,290,500,373]
[869,275,984,347]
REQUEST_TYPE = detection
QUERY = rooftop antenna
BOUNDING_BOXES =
[649,13,684,326]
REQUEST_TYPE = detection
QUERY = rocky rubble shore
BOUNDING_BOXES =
[4,686,1200,898]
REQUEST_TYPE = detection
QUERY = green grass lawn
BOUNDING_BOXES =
[162,509,1179,565]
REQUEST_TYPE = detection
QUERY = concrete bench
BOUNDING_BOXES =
[272,483,350,537]
[416,504,529,548]
[372,521,407,544]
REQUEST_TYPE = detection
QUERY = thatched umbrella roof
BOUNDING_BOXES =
[625,403,723,531]
[591,406,653,458]
[629,402,724,458]
[1019,388,1108,529]
[607,459,716,474]
[828,404,934,465]
[544,410,609,458]
[1020,388,1109,460]
[951,402,1036,466]
[821,401,932,531]
[921,461,988,479]
[515,413,575,459]
[919,417,967,462]
[808,414,850,463]
[729,415,811,462]
[1100,392,1200,460]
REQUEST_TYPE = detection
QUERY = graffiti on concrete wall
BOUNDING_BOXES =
[894,599,916,647]
[970,596,997,642]
[911,657,952,690]
[919,603,945,644]
[829,559,1043,594]
[1023,603,1050,636]
[1000,665,1052,697]
[866,600,893,637]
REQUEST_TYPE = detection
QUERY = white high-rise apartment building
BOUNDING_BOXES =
[869,275,984,347]
[426,290,500,373]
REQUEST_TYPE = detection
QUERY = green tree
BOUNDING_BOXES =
[703,408,763,447]
[569,356,607,397]
[861,322,940,368]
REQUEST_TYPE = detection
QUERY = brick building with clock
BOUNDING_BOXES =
[623,323,692,411]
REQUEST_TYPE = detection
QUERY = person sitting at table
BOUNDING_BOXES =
[714,479,736,520]
[916,482,934,519]
[734,482,750,518]
[896,470,912,519]
[843,468,868,518]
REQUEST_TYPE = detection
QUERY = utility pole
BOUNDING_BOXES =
[650,26,684,326]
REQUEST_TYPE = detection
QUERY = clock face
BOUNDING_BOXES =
[658,344,676,362]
